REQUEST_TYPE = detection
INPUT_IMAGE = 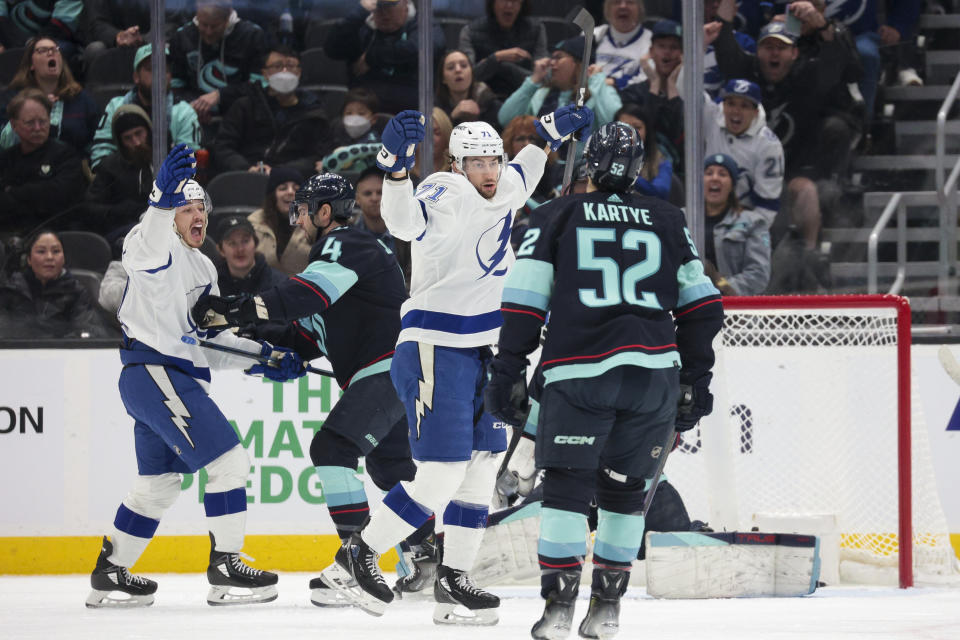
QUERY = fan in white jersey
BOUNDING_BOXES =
[86,144,306,609]
[327,106,593,626]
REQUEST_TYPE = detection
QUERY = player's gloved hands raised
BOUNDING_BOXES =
[377,109,425,173]
[484,354,529,426]
[149,143,196,209]
[246,342,306,382]
[191,293,268,329]
[536,104,595,151]
[675,380,713,432]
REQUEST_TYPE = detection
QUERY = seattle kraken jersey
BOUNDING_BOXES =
[257,225,407,389]
[498,191,724,387]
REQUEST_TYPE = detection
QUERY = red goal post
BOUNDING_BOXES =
[665,295,957,588]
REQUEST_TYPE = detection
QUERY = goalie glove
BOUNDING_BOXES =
[377,109,425,173]
[535,104,595,151]
[191,294,268,329]
[149,144,196,209]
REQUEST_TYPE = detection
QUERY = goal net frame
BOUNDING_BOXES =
[665,294,952,589]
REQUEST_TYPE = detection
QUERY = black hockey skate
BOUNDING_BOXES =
[433,564,500,626]
[309,563,356,608]
[531,570,581,640]
[86,536,157,608]
[393,532,441,600]
[577,569,630,639]
[326,533,394,616]
[206,533,278,606]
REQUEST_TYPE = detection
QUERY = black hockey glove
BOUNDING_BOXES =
[192,294,268,329]
[675,381,713,432]
[484,354,529,426]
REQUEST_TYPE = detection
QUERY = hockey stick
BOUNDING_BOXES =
[180,335,334,377]
[560,7,596,194]
[641,424,677,517]
[497,411,531,479]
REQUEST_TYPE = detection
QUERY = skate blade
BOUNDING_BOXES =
[85,589,155,609]
[206,584,278,606]
[320,563,387,617]
[432,602,499,626]
[310,584,355,608]
[392,584,435,602]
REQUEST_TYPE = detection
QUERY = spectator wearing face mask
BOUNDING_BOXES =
[317,88,389,175]
[212,45,330,177]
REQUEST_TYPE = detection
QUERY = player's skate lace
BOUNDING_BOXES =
[120,567,149,587]
[229,552,263,577]
[363,550,386,586]
[454,571,485,596]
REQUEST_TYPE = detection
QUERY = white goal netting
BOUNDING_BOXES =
[664,296,959,586]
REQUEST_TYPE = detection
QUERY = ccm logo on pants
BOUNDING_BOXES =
[553,435,596,445]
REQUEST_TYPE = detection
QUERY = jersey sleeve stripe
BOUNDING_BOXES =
[675,297,723,318]
[502,307,546,322]
[508,162,527,190]
[140,252,173,274]
[289,276,331,308]
[502,259,554,311]
[298,261,361,307]
[676,260,720,307]
[749,192,780,211]
[416,201,428,241]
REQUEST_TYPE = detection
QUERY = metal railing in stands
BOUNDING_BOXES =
[936,70,960,295]
[868,192,906,295]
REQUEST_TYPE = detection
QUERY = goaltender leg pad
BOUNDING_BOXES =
[472,501,541,586]
[120,364,240,473]
[645,531,821,598]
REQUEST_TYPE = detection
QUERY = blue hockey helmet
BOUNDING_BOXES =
[289,172,356,225]
[584,122,644,193]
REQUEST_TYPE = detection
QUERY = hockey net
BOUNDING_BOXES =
[665,295,959,587]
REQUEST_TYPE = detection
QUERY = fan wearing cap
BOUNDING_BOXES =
[90,42,201,168]
[84,104,154,238]
[694,78,784,227]
[214,214,286,297]
[498,36,622,140]
[702,152,771,296]
[86,144,305,609]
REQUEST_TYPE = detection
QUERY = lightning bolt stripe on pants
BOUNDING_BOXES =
[145,364,197,449]
[414,343,435,440]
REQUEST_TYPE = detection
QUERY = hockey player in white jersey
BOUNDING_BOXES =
[329,106,593,625]
[86,144,306,609]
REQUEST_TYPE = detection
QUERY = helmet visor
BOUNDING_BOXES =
[289,200,312,226]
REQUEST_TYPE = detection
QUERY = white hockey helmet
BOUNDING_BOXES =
[449,121,506,173]
[181,179,210,213]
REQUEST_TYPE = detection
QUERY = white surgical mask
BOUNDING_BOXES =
[268,71,299,94]
[343,114,372,138]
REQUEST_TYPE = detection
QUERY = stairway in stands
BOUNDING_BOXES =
[827,3,960,322]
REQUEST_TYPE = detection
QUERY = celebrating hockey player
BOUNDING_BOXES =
[86,144,306,609]
[485,122,724,638]
[191,173,438,610]
[326,105,593,625]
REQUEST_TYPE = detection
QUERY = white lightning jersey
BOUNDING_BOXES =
[118,205,263,386]
[381,144,547,348]
[593,24,652,90]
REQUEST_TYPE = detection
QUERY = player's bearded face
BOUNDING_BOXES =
[461,156,502,199]
[174,201,207,248]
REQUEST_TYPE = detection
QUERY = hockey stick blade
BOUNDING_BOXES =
[180,335,334,377]
[560,6,596,193]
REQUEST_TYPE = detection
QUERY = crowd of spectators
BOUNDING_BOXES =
[0,0,934,339]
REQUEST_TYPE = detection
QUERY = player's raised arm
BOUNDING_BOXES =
[377,110,430,241]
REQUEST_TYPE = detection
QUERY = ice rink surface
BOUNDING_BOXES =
[3,573,959,640]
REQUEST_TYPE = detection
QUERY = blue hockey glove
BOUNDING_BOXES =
[246,342,306,382]
[192,294,267,328]
[484,355,529,426]
[149,143,196,209]
[675,381,713,432]
[535,104,595,151]
[377,110,425,172]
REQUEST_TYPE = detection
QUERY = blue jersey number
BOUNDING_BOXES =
[416,183,447,203]
[577,228,662,309]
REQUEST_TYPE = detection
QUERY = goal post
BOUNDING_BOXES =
[664,295,957,588]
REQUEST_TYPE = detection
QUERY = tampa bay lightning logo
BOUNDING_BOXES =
[185,283,214,338]
[476,211,513,279]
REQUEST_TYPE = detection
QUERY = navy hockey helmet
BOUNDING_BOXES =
[289,172,356,225]
[584,122,644,193]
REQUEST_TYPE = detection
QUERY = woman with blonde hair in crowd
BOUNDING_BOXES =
[0,36,98,154]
